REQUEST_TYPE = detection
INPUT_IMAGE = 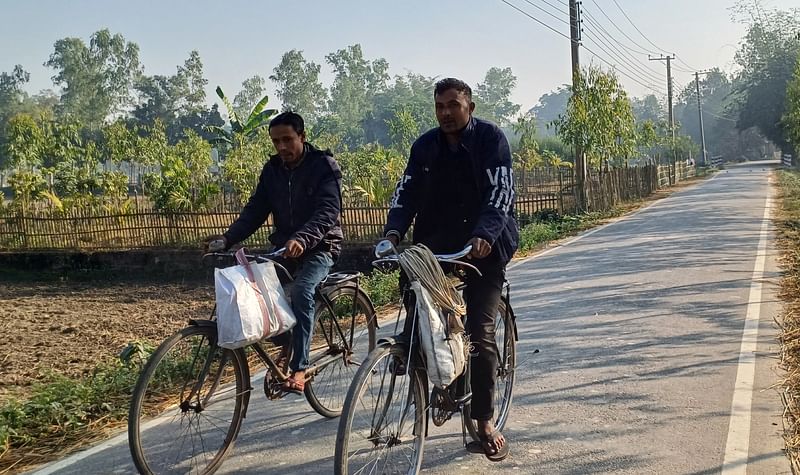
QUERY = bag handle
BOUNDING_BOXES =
[235,248,271,336]
[235,248,257,283]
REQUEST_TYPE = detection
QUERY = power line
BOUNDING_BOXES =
[500,0,667,96]
[610,0,670,54]
[499,0,571,40]
[586,0,653,55]
[520,0,569,25]
[581,22,666,90]
[581,10,665,82]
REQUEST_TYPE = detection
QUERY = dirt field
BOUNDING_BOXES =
[0,279,215,402]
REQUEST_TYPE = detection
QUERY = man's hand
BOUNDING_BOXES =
[285,239,304,258]
[467,237,491,259]
[204,235,227,252]
[384,234,399,247]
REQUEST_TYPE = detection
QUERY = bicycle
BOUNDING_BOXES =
[128,247,378,475]
[334,243,517,474]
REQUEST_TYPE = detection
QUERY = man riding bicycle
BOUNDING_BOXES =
[206,111,343,395]
[381,77,518,462]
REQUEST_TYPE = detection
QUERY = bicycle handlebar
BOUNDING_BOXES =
[371,243,482,277]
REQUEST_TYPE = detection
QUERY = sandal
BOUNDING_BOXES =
[282,376,305,395]
[465,429,509,462]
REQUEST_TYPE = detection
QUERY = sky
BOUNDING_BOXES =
[1,0,799,114]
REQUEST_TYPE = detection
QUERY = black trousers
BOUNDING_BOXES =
[400,264,505,421]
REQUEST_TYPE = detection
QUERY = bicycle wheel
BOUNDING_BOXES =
[128,323,247,475]
[464,299,516,440]
[334,344,426,475]
[305,284,377,418]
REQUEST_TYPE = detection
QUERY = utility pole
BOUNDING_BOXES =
[649,54,676,141]
[695,71,709,166]
[650,54,677,181]
[569,0,586,209]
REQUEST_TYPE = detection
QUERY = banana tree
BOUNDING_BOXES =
[207,86,277,149]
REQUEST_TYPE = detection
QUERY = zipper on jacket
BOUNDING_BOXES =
[288,169,294,228]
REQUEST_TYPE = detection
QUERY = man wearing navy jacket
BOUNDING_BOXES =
[207,111,343,395]
[382,78,518,461]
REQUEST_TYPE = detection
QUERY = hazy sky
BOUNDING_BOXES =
[2,0,799,113]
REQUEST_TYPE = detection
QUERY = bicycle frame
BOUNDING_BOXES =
[197,248,371,409]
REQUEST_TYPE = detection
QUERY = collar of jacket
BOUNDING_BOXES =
[435,116,477,153]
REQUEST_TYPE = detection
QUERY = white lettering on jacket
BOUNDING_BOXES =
[486,167,514,212]
[390,175,412,209]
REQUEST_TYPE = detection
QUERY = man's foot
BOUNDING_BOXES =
[466,420,509,462]
[282,371,305,395]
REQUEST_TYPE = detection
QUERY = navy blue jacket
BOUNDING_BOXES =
[224,143,343,258]
[384,117,519,264]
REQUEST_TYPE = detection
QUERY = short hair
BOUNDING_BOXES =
[434,78,472,101]
[269,111,305,135]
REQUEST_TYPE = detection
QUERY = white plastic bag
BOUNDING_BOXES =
[412,281,468,389]
[214,248,296,349]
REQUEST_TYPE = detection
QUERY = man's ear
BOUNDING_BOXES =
[469,101,476,114]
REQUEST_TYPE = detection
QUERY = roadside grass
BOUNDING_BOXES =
[775,169,800,472]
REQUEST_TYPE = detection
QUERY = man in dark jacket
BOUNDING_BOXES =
[206,111,343,394]
[382,78,518,461]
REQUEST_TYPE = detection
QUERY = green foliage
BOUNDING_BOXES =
[730,1,800,151]
[553,67,638,167]
[362,269,400,308]
[0,356,142,452]
[45,29,142,128]
[4,113,45,169]
[784,52,800,154]
[233,75,267,120]
[8,169,47,209]
[337,144,405,205]
[269,50,328,121]
[475,67,521,126]
[220,129,274,205]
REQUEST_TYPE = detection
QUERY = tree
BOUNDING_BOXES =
[631,94,663,123]
[45,29,142,128]
[729,1,800,152]
[132,50,213,142]
[208,86,277,148]
[553,66,637,168]
[529,86,571,136]
[175,50,207,115]
[784,51,800,155]
[474,67,521,126]
[0,65,32,170]
[233,75,266,120]
[270,50,328,121]
[363,73,437,148]
[4,114,45,170]
[325,44,389,147]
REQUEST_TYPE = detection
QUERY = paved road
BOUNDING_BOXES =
[32,161,787,474]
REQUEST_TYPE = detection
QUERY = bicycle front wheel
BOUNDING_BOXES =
[128,323,247,475]
[306,284,377,418]
[334,344,426,475]
[465,299,516,440]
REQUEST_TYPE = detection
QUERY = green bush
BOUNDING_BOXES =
[362,269,400,308]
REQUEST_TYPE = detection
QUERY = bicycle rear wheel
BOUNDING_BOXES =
[464,299,516,440]
[128,323,247,475]
[305,284,377,418]
[334,344,426,475]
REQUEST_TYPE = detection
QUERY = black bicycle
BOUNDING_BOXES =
[128,248,377,475]
[334,243,517,474]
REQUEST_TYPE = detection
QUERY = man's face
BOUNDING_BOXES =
[269,125,305,164]
[435,88,474,135]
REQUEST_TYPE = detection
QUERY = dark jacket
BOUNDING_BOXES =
[384,117,519,265]
[224,143,344,258]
